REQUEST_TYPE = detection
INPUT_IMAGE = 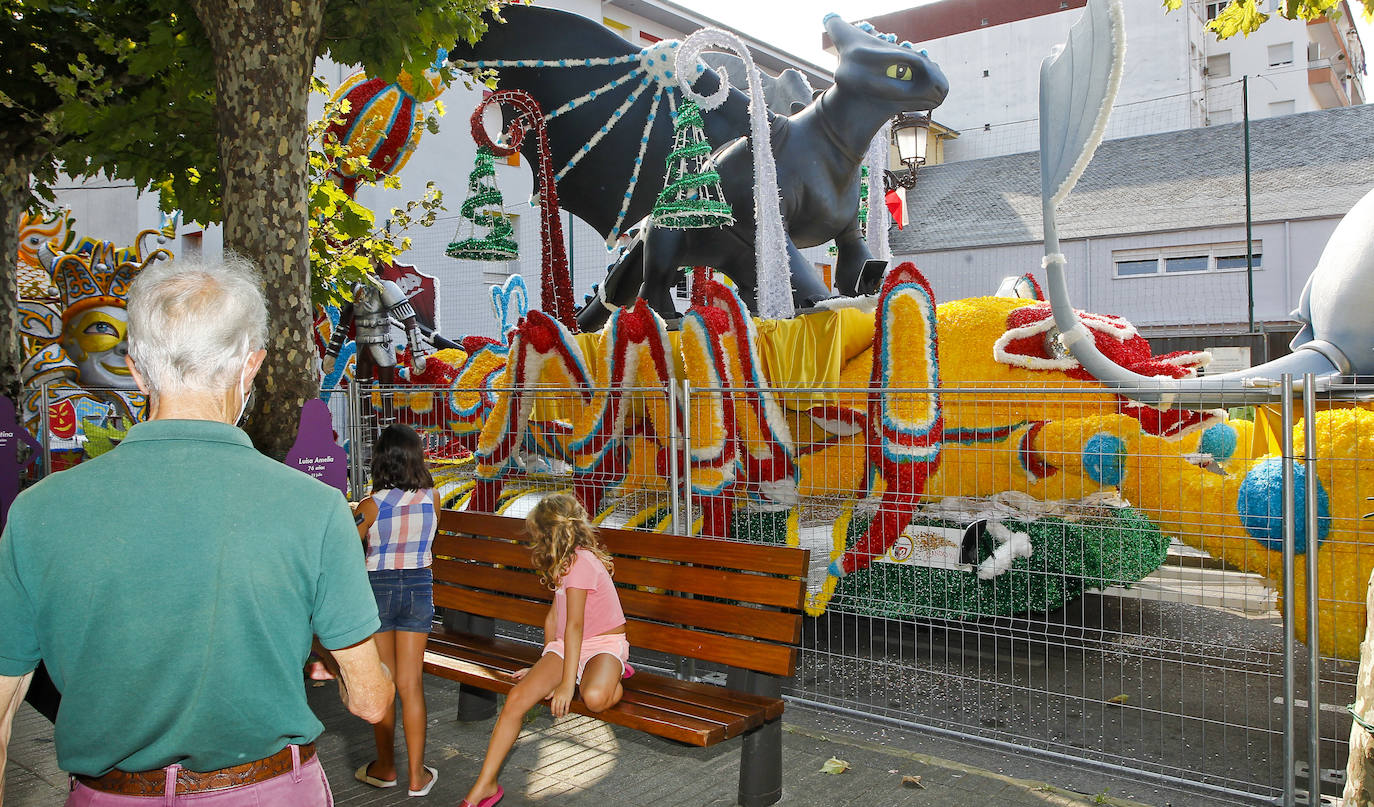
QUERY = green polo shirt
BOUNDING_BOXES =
[0,419,380,775]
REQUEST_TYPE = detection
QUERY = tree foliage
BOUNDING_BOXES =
[1163,0,1374,39]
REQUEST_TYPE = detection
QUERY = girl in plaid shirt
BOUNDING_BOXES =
[353,424,441,796]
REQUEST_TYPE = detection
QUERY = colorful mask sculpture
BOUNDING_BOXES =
[16,223,169,457]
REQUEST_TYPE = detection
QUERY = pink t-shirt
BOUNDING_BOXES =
[551,548,625,642]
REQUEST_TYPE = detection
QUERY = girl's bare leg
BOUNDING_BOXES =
[462,653,565,805]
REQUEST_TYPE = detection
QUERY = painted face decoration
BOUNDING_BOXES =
[61,306,135,388]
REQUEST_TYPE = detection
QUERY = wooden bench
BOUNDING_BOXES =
[424,509,809,807]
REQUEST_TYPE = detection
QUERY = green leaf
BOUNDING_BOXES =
[819,757,850,775]
[1208,0,1270,38]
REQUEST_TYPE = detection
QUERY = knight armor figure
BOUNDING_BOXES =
[324,275,430,383]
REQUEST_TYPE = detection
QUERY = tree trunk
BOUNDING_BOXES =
[189,0,325,459]
[0,150,38,402]
[1346,569,1374,805]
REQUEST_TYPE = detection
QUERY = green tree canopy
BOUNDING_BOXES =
[1164,0,1373,39]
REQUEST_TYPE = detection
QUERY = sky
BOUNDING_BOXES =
[681,0,1374,82]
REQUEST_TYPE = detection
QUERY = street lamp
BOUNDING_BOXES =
[889,111,930,189]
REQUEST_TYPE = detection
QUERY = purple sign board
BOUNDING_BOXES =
[1,396,43,532]
[285,398,348,495]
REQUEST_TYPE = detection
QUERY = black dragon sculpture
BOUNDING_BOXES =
[448,6,948,327]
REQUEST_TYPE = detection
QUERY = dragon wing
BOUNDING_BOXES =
[448,5,758,241]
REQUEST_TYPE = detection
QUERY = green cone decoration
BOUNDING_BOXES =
[447,146,518,261]
[652,100,734,229]
[857,165,870,230]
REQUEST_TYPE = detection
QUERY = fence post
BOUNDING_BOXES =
[1281,373,1297,807]
[346,381,365,497]
[681,379,693,534]
[37,383,51,478]
[668,383,683,535]
[1303,373,1321,802]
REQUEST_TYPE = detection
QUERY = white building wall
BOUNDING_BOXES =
[898,215,1341,330]
[912,2,1202,162]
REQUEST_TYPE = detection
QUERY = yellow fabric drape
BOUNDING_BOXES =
[754,307,874,408]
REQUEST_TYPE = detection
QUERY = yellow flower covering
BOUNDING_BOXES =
[1121,407,1374,659]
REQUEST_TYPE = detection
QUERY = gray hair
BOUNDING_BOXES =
[126,254,268,398]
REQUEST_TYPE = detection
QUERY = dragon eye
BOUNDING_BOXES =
[1044,327,1073,360]
[885,64,912,81]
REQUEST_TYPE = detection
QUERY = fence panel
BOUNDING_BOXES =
[13,376,1367,803]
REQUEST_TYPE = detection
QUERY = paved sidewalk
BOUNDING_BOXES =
[5,675,1227,806]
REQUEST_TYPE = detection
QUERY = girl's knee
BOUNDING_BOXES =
[581,685,621,713]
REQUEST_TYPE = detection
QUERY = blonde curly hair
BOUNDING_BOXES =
[526,494,614,590]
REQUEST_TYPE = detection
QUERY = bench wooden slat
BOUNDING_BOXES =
[599,526,809,577]
[616,589,800,644]
[626,621,796,677]
[434,534,534,569]
[611,556,803,609]
[440,510,809,577]
[433,558,801,644]
[424,631,771,741]
[422,649,735,746]
[433,584,798,676]
[433,584,547,627]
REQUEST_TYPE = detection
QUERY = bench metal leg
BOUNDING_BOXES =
[728,669,784,807]
[440,608,499,722]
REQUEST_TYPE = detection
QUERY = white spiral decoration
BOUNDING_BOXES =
[864,122,891,263]
[675,29,793,320]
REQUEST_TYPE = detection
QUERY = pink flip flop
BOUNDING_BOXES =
[459,785,504,807]
[622,663,635,679]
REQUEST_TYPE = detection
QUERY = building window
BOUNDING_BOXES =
[603,16,630,36]
[1269,99,1295,116]
[1210,107,1233,124]
[1206,53,1231,78]
[1205,1,1228,20]
[1268,41,1293,67]
[1113,242,1262,277]
[640,31,662,44]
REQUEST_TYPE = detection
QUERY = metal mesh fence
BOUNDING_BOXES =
[11,375,1367,804]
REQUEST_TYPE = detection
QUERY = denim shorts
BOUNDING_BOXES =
[368,567,435,633]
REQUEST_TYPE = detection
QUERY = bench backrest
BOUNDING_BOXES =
[432,509,809,677]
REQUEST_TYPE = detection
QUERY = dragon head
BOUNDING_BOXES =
[824,14,948,110]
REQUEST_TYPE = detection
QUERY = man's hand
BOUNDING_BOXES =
[331,638,394,724]
[548,681,575,718]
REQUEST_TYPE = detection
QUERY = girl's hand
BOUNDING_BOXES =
[548,682,576,717]
[510,666,531,682]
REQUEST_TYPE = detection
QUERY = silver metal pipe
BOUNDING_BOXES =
[1281,373,1297,807]
[667,382,683,535]
[1302,374,1321,802]
[681,379,693,535]
[38,383,51,478]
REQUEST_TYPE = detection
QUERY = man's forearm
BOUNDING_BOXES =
[0,671,34,804]
[331,639,394,724]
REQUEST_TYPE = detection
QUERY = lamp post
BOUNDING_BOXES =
[889,111,930,189]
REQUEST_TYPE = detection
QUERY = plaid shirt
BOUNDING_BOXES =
[364,488,437,571]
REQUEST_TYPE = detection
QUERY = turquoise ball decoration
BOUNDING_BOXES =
[1199,422,1239,461]
[1235,458,1332,553]
[1082,433,1127,486]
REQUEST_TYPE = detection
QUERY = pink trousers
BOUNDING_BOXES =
[66,747,332,807]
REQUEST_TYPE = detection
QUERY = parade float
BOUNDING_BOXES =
[424,0,1374,660]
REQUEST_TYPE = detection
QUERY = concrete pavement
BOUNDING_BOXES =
[5,672,1241,807]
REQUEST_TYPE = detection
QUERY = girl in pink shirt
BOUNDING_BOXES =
[460,494,630,807]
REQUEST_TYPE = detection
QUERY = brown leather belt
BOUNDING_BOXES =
[75,743,316,796]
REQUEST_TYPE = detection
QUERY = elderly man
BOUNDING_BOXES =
[0,257,393,805]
